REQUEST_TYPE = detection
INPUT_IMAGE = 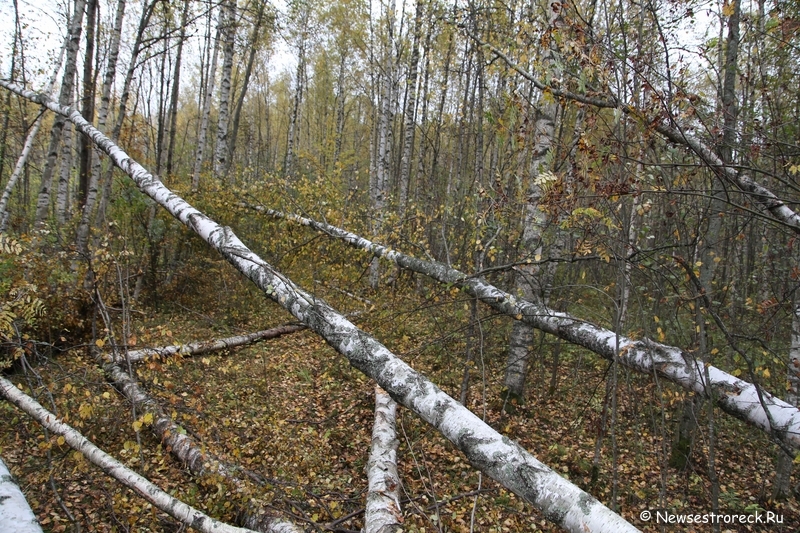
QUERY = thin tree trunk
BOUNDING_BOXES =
[227,2,265,177]
[398,0,422,217]
[503,1,563,403]
[77,0,96,208]
[775,284,800,498]
[33,0,86,227]
[55,121,75,223]
[111,324,305,363]
[192,10,222,190]
[213,0,236,179]
[165,0,190,178]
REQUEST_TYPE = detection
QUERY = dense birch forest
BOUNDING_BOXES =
[1,0,800,531]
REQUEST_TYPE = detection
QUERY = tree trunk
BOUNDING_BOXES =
[0,456,43,533]
[227,2,266,178]
[12,86,637,532]
[77,0,96,208]
[165,0,190,178]
[364,386,403,533]
[192,10,222,190]
[775,286,800,499]
[54,121,75,223]
[240,204,800,452]
[33,0,86,227]
[111,324,305,364]
[213,0,237,180]
[503,0,563,403]
[397,0,423,217]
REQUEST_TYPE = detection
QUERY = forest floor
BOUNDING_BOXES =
[2,276,800,533]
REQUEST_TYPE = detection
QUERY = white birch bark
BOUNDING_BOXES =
[774,263,800,497]
[370,8,394,289]
[244,205,800,452]
[193,14,222,190]
[54,121,75,222]
[213,0,236,179]
[34,0,86,226]
[111,324,305,363]
[504,0,563,401]
[2,81,637,533]
[364,386,403,533]
[397,0,423,215]
[0,376,259,533]
[0,456,43,533]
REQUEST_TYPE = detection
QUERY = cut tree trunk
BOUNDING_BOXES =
[5,82,638,533]
[98,357,302,532]
[110,324,305,363]
[243,205,800,453]
[0,375,260,533]
[364,386,403,533]
[0,455,43,533]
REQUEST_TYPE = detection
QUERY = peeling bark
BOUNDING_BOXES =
[364,386,403,533]
[0,376,259,533]
[0,455,43,533]
[1,81,638,533]
[110,324,305,363]
[244,205,800,452]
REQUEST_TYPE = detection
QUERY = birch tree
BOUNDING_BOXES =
[213,0,237,179]
[243,205,800,452]
[0,376,263,533]
[0,455,43,533]
[2,81,638,533]
[33,0,86,226]
[76,0,127,257]
[193,8,222,190]
[503,0,563,403]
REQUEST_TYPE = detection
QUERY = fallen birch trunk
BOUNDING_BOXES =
[364,386,402,533]
[98,357,301,532]
[111,324,305,363]
[246,206,800,452]
[0,80,639,533]
[0,455,43,533]
[0,376,257,533]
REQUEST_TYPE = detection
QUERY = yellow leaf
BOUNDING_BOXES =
[102,391,111,399]
[763,368,771,378]
[132,420,143,432]
[95,338,105,348]
[142,412,154,425]
[722,2,735,16]
[57,436,65,446]
[78,403,93,420]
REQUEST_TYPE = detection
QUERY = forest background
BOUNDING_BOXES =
[1,0,800,531]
